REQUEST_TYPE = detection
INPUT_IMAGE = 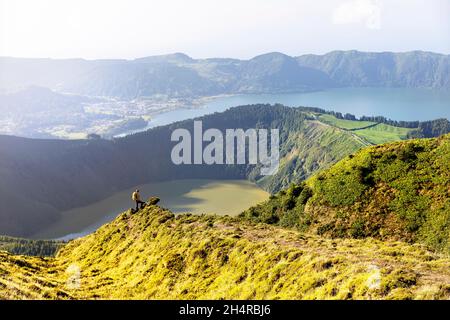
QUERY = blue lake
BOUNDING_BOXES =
[148,87,450,129]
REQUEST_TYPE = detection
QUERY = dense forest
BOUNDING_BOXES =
[0,236,63,256]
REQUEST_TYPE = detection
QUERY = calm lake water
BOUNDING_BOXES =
[148,88,450,129]
[32,179,269,240]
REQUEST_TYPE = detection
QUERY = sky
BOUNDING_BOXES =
[1,0,449,60]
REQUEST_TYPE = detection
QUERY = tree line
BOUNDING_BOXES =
[0,236,64,257]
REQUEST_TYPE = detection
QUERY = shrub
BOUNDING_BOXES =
[350,219,366,239]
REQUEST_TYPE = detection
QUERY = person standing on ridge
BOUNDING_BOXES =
[132,189,145,211]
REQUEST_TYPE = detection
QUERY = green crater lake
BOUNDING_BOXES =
[32,179,269,240]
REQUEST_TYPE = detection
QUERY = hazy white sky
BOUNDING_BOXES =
[1,0,449,59]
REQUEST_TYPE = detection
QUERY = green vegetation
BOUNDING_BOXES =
[0,236,64,257]
[1,205,449,299]
[353,123,412,144]
[318,114,376,130]
[317,113,413,145]
[1,134,449,300]
[408,118,450,139]
[258,118,367,192]
[0,104,370,237]
[1,104,447,237]
[242,134,450,253]
[316,112,450,144]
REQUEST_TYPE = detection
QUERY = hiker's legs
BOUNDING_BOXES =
[135,200,145,210]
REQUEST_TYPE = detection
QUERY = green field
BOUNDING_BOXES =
[354,123,413,144]
[317,114,376,129]
[317,114,413,145]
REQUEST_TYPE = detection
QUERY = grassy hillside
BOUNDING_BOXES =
[353,124,412,145]
[257,118,366,192]
[317,114,376,130]
[317,113,413,144]
[242,134,450,253]
[1,205,449,300]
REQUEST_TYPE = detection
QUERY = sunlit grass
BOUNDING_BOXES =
[1,206,449,300]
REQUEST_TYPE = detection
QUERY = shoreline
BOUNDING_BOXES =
[30,179,269,240]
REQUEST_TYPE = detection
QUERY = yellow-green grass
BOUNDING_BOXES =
[318,114,376,130]
[1,206,449,300]
[354,124,413,145]
[242,134,450,254]
[317,114,413,145]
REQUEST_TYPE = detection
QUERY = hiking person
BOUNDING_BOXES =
[132,189,145,211]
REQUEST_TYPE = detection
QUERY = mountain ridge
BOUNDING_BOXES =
[1,204,449,299]
[2,50,449,98]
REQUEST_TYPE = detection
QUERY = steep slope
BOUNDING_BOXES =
[242,134,450,253]
[0,236,62,257]
[1,205,449,299]
[0,105,368,237]
[258,118,366,192]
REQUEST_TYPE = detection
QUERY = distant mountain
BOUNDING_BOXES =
[1,51,448,99]
[234,52,334,93]
[0,87,114,138]
[0,104,448,237]
[0,86,96,114]
[297,50,450,89]
[60,60,224,98]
